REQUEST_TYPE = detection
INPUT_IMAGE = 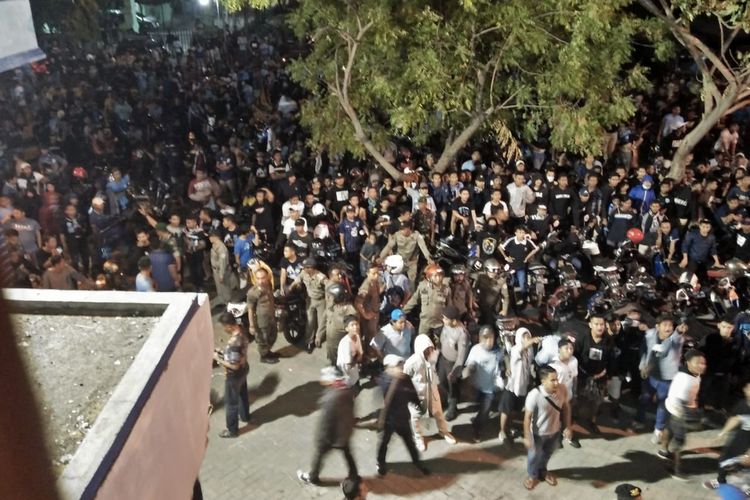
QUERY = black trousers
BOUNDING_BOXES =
[310,442,358,481]
[377,424,421,466]
[225,370,250,434]
[436,354,461,405]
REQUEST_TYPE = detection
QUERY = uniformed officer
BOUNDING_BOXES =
[247,268,279,364]
[379,221,432,283]
[449,264,475,320]
[214,312,250,438]
[290,257,328,353]
[355,265,383,356]
[474,258,510,322]
[323,283,358,366]
[403,263,450,337]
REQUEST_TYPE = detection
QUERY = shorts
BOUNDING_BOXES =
[667,413,687,448]
[499,390,523,414]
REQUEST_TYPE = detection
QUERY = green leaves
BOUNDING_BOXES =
[287,0,659,162]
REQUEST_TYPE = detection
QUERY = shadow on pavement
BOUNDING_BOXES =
[249,380,324,427]
[365,444,523,495]
[247,372,281,402]
[554,449,716,488]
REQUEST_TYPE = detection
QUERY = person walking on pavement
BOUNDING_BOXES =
[404,334,457,451]
[657,349,707,480]
[376,355,430,477]
[550,337,581,448]
[500,327,540,444]
[290,257,328,353]
[436,306,470,421]
[247,268,279,364]
[298,366,359,485]
[465,326,504,442]
[214,312,250,438]
[403,263,450,337]
[523,365,572,491]
[337,315,364,390]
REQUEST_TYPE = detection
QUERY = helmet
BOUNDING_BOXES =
[72,166,87,179]
[424,263,444,280]
[327,283,351,304]
[484,258,501,273]
[384,254,404,275]
[311,203,326,217]
[587,291,613,318]
[626,228,644,244]
[450,264,467,276]
[302,257,317,268]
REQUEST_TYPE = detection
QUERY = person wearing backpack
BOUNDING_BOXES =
[522,365,572,491]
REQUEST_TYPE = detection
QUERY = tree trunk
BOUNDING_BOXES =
[668,86,738,180]
[433,113,488,174]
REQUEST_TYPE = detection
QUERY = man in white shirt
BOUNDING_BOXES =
[370,309,414,360]
[550,338,580,448]
[506,171,535,227]
[337,315,363,389]
[658,349,707,480]
[523,365,572,491]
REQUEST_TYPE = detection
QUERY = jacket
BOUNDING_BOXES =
[507,328,533,396]
[315,381,355,448]
[379,370,421,429]
[404,335,441,412]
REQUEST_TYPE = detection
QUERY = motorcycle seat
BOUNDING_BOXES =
[594,265,618,273]
[707,269,727,279]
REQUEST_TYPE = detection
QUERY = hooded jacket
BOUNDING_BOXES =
[507,328,533,396]
[404,334,442,413]
[628,176,656,214]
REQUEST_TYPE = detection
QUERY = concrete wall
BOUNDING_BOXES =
[4,290,213,500]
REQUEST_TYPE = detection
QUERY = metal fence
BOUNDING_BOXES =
[149,29,194,51]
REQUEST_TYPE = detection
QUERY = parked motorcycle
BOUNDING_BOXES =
[275,291,306,345]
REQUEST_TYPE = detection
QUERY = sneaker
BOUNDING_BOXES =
[702,479,720,490]
[443,432,457,445]
[260,356,279,364]
[565,438,581,449]
[218,429,238,438]
[498,431,508,444]
[657,449,672,461]
[376,463,386,476]
[297,470,319,485]
[651,429,663,444]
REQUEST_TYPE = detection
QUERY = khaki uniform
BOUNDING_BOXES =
[403,278,451,336]
[210,241,238,305]
[247,284,277,358]
[325,303,357,365]
[379,230,431,283]
[355,276,382,352]
[294,270,328,345]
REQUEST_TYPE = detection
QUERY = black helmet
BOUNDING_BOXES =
[327,283,350,304]
[302,257,317,268]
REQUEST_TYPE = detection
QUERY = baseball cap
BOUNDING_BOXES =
[302,257,317,268]
[390,309,405,321]
[579,188,590,197]
[538,204,547,210]
[614,483,642,499]
[335,171,346,179]
[443,305,460,320]
[344,205,355,212]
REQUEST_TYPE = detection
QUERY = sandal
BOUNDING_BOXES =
[545,474,558,486]
[523,478,539,490]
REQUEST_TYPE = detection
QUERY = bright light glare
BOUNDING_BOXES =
[198,0,210,6]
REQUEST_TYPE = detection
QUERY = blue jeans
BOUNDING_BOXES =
[514,268,527,295]
[527,432,560,480]
[637,376,671,430]
[225,369,250,434]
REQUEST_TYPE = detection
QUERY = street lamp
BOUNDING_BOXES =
[197,0,220,26]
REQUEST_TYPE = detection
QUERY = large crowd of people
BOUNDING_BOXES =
[4,12,750,499]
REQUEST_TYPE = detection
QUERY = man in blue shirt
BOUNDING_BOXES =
[679,219,723,278]
[339,205,368,282]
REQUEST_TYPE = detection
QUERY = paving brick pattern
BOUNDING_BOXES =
[201,325,719,499]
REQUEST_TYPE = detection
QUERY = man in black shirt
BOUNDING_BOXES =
[500,226,539,303]
[450,188,474,238]
[575,313,614,432]
[252,188,277,243]
[735,218,750,262]
[326,172,350,219]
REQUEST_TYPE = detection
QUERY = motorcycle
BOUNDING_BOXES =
[275,291,307,345]
[593,264,627,307]
[433,235,471,271]
[542,259,581,326]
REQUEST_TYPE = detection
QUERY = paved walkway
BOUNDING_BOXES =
[200,323,722,499]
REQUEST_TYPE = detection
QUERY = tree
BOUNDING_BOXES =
[637,0,750,180]
[286,0,650,179]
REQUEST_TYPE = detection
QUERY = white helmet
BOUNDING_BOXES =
[384,254,404,274]
[311,203,326,217]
